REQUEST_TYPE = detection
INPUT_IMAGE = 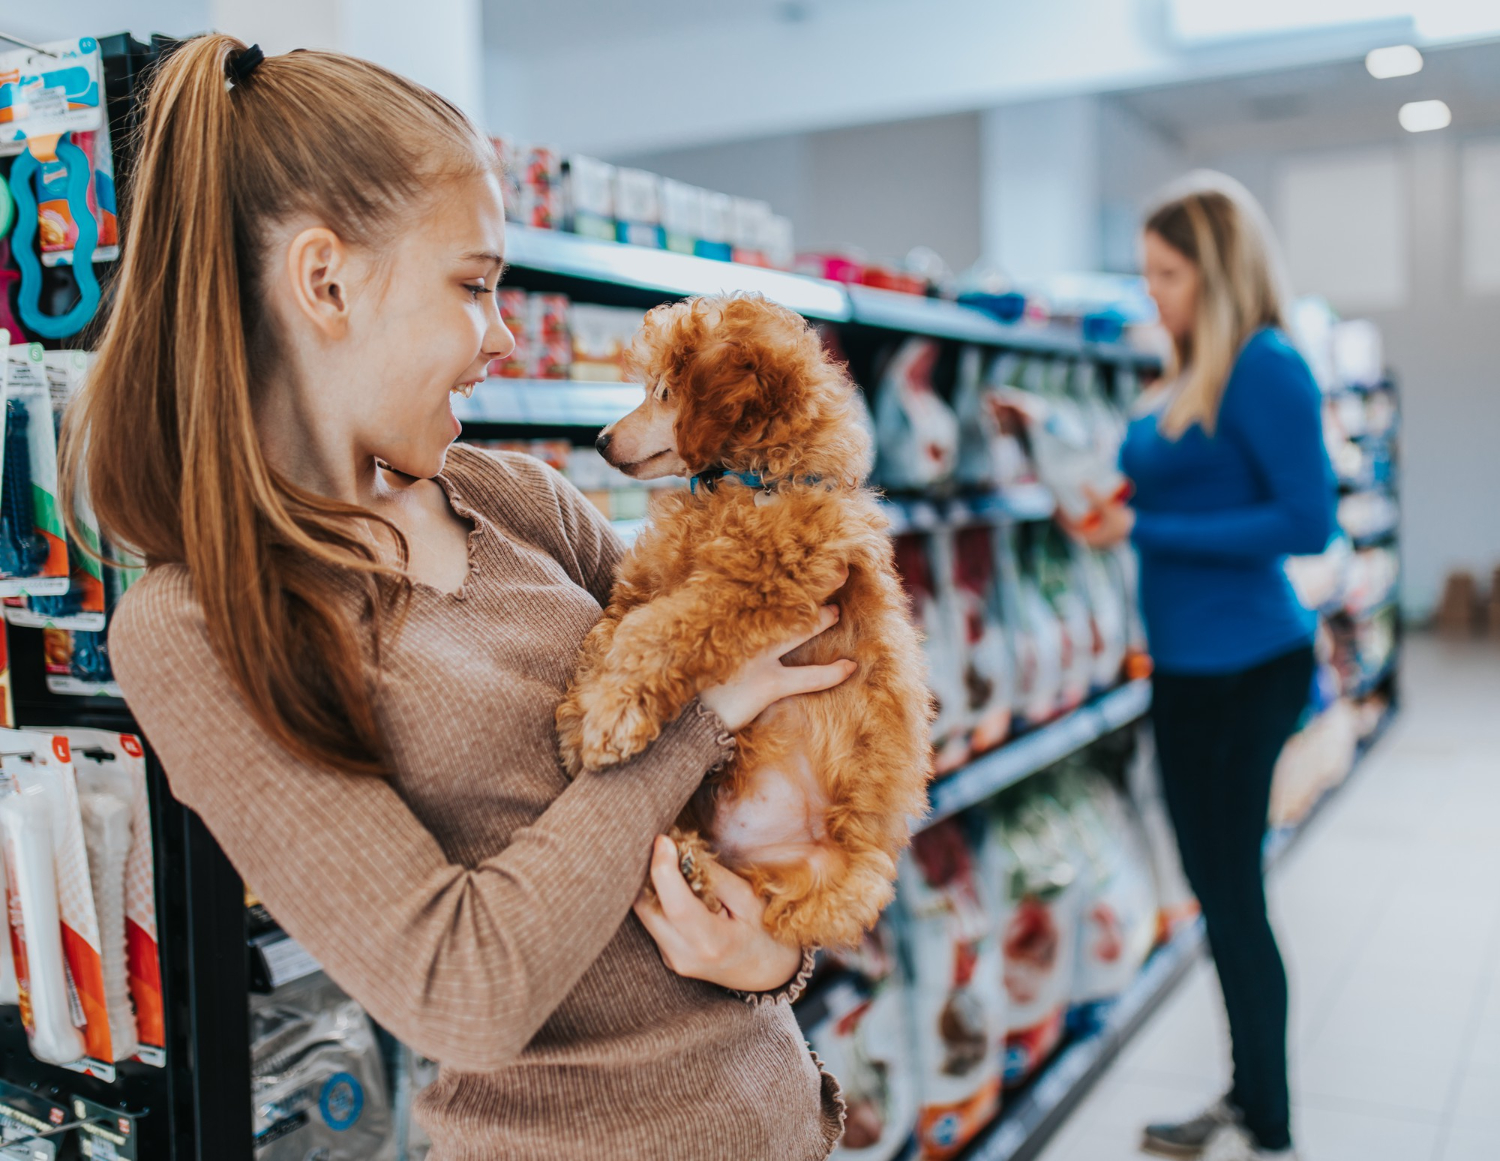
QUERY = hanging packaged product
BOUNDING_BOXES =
[58,728,162,1065]
[992,524,1064,728]
[6,350,104,630]
[950,525,1014,753]
[251,972,398,1161]
[0,37,106,340]
[561,155,616,242]
[567,304,645,383]
[893,533,968,774]
[613,168,664,248]
[872,339,959,492]
[897,817,1006,1160]
[1032,526,1093,713]
[36,119,120,267]
[986,795,1081,1088]
[991,359,1130,528]
[0,729,128,1075]
[796,922,919,1161]
[42,628,119,699]
[0,342,70,597]
[0,1078,70,1161]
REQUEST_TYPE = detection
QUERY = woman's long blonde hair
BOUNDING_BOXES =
[60,36,498,774]
[1146,172,1290,437]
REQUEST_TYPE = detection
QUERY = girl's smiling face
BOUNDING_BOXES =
[346,171,516,479]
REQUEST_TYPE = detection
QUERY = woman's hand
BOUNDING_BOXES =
[634,835,804,993]
[698,566,856,733]
[1059,486,1136,549]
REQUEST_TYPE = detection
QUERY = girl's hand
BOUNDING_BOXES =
[634,835,804,993]
[1058,486,1136,549]
[698,566,855,733]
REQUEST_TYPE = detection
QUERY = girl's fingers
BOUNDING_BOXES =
[649,837,716,929]
[699,858,762,918]
[632,895,694,971]
[778,604,841,658]
[780,658,857,698]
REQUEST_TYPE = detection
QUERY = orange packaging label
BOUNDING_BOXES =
[917,1075,1001,1160]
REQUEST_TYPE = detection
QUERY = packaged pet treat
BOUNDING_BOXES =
[660,178,704,255]
[894,533,967,773]
[729,197,773,266]
[1,343,70,596]
[985,797,1080,1087]
[0,729,122,1070]
[797,923,919,1161]
[696,190,734,261]
[251,972,397,1160]
[489,135,524,222]
[613,168,664,248]
[993,526,1064,727]
[528,293,572,380]
[950,525,1013,753]
[519,145,561,231]
[567,304,644,382]
[898,818,1006,1160]
[59,728,162,1063]
[492,289,531,378]
[764,214,796,271]
[872,339,959,493]
[561,155,616,241]
[36,123,121,265]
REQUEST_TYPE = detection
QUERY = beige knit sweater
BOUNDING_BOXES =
[110,444,844,1160]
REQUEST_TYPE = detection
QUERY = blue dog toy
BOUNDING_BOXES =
[9,132,100,339]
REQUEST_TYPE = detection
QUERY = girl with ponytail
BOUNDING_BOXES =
[1068,174,1335,1161]
[69,36,849,1159]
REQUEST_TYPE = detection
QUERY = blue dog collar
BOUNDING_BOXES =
[688,470,823,496]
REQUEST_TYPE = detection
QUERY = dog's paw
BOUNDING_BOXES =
[578,696,659,770]
[554,694,588,779]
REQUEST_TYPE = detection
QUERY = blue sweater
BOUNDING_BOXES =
[1120,328,1336,674]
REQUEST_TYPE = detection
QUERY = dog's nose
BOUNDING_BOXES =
[595,431,612,455]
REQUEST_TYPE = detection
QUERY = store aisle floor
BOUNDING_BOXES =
[1037,632,1500,1161]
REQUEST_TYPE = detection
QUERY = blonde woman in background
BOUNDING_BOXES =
[1070,174,1335,1161]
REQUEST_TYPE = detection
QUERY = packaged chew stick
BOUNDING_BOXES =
[0,343,70,597]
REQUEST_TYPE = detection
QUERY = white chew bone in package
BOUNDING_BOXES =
[0,791,85,1064]
[79,791,138,1060]
[0,834,17,1004]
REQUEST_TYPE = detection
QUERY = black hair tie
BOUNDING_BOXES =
[226,43,265,88]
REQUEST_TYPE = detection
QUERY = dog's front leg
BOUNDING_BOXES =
[556,608,625,778]
[575,579,832,771]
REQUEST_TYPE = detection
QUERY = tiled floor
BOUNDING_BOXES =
[1037,633,1500,1161]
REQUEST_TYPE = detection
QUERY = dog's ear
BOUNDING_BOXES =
[673,336,779,471]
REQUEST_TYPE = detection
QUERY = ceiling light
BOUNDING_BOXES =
[1366,44,1423,79]
[1399,99,1452,132]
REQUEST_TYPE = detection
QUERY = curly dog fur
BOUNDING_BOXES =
[555,294,933,950]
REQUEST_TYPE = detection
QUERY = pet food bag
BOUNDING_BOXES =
[953,346,1001,491]
[1070,541,1128,693]
[872,339,959,493]
[1033,526,1093,713]
[992,525,1064,728]
[894,533,968,772]
[1047,769,1158,1028]
[985,798,1080,1087]
[251,972,397,1160]
[950,525,1014,753]
[898,818,1006,1160]
[797,923,919,1161]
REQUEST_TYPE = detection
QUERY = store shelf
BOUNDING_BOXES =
[923,679,1152,829]
[503,224,851,321]
[965,700,1396,1161]
[881,485,1057,534]
[846,286,1162,368]
[455,379,644,426]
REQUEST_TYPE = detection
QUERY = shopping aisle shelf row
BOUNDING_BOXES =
[502,225,1163,367]
[924,680,1152,829]
[967,701,1397,1161]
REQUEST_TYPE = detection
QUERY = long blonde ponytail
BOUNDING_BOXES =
[61,35,498,774]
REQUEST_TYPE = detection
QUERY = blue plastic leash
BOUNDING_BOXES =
[9,132,100,339]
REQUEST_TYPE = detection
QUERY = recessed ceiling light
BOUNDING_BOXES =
[1399,99,1452,132]
[1366,44,1424,79]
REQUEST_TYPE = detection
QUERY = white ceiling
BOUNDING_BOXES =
[482,0,829,51]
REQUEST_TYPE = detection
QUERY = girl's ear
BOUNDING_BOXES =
[285,226,351,338]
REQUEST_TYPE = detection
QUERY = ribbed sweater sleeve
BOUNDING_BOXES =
[109,568,735,1072]
[1130,338,1335,561]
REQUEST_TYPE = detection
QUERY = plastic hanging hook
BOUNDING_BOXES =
[9,132,100,340]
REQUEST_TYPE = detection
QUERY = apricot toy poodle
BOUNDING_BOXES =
[555,294,933,951]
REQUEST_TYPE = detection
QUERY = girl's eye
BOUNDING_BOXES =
[465,283,493,299]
